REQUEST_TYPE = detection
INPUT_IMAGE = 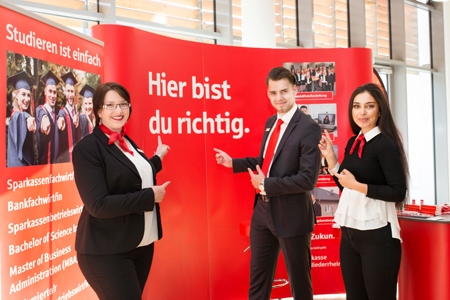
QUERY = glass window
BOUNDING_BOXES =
[313,0,348,48]
[406,69,435,204]
[374,67,390,96]
[116,0,214,31]
[404,4,431,67]
[365,0,390,59]
[36,13,98,34]
[275,0,297,45]
[378,73,388,93]
[25,0,98,11]
[231,0,242,43]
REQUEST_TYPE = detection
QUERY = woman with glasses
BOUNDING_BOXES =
[72,82,171,300]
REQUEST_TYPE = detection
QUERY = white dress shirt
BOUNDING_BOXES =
[262,104,298,175]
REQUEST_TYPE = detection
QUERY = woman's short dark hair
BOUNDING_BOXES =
[93,82,131,126]
[266,67,296,86]
[348,83,409,205]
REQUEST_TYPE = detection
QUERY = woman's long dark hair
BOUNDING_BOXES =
[348,83,409,207]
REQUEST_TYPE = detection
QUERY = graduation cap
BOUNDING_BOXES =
[61,72,78,86]
[8,71,33,91]
[41,70,61,87]
[80,84,95,98]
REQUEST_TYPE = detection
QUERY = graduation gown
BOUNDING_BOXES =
[57,107,77,163]
[35,105,59,164]
[7,111,35,167]
[76,114,93,141]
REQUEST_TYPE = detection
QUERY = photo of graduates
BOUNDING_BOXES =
[6,51,100,167]
[284,62,336,94]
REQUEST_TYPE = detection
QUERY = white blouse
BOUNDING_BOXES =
[332,127,401,241]
[121,138,159,247]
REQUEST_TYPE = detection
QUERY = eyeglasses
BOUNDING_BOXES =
[103,102,131,110]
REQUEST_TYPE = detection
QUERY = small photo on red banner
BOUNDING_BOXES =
[6,51,100,168]
[283,61,336,96]
[312,186,340,218]
[296,103,338,137]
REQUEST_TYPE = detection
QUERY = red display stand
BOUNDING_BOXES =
[240,218,345,298]
[0,10,372,297]
[398,215,450,300]
[311,219,344,295]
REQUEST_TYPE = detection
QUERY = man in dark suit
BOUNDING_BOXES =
[214,67,321,300]
[312,193,322,217]
[327,67,335,92]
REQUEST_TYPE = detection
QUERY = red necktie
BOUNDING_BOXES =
[349,134,365,158]
[99,124,134,156]
[261,119,284,176]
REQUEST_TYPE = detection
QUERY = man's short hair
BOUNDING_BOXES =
[266,67,296,86]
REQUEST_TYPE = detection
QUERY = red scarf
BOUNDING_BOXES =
[99,124,134,156]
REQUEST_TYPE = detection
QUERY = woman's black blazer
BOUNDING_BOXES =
[72,126,162,255]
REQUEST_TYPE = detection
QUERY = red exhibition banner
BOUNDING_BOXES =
[1,3,103,299]
[92,24,372,299]
[1,3,373,297]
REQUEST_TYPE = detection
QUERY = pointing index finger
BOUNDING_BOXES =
[324,129,332,141]
[162,181,170,188]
